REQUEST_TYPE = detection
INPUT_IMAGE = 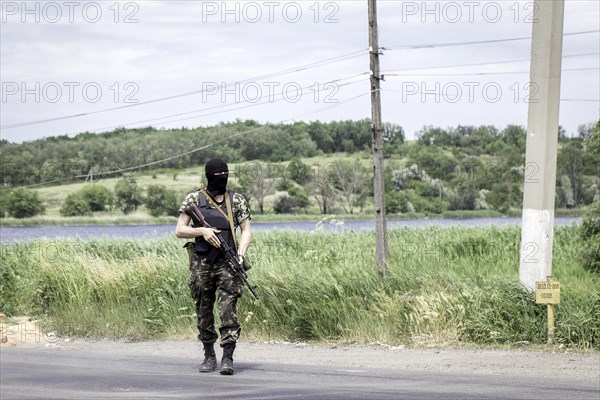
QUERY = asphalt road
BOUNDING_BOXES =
[1,347,598,400]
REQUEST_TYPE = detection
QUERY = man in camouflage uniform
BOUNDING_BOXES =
[176,158,252,375]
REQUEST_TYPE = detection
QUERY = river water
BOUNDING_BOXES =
[0,217,580,243]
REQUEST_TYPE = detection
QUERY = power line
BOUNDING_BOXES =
[1,49,369,130]
[384,30,599,50]
[5,50,595,133]
[4,30,597,131]
[381,87,599,103]
[68,73,370,134]
[381,52,600,75]
[560,99,600,102]
[382,66,599,77]
[156,79,368,128]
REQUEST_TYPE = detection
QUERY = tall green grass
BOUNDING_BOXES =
[1,226,598,348]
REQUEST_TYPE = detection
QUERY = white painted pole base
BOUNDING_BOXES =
[520,208,554,291]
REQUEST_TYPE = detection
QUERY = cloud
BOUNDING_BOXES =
[1,0,598,143]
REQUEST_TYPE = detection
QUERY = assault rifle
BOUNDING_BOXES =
[186,204,259,299]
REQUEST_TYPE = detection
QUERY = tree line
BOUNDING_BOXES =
[0,177,179,219]
[0,119,598,219]
[0,119,404,187]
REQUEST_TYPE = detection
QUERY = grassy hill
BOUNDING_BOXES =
[3,153,388,225]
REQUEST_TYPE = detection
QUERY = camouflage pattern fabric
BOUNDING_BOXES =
[188,248,244,346]
[178,191,252,227]
[180,189,251,345]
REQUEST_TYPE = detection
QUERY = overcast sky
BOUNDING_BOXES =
[1,0,599,143]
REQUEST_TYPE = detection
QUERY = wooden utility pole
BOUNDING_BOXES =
[368,0,388,274]
[519,0,565,291]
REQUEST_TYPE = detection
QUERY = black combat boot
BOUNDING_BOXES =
[220,343,235,375]
[198,342,217,373]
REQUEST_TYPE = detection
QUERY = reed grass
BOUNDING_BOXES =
[1,226,598,348]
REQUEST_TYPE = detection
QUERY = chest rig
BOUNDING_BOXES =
[193,190,237,263]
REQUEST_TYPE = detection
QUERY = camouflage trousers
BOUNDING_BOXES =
[188,251,244,346]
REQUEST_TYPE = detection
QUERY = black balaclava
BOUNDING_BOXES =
[205,158,229,196]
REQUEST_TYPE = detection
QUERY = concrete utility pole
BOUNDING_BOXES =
[368,0,388,274]
[519,0,565,291]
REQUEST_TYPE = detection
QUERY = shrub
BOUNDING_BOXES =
[79,185,114,211]
[580,202,600,273]
[386,190,410,214]
[273,187,310,214]
[274,195,296,214]
[5,188,45,218]
[114,176,144,214]
[287,158,311,185]
[60,193,93,217]
[145,184,178,217]
[0,190,7,218]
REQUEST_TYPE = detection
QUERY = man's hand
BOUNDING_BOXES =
[201,227,222,248]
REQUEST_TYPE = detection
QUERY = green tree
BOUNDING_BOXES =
[79,185,114,211]
[578,122,595,139]
[579,202,600,273]
[0,190,8,218]
[557,125,568,143]
[309,165,336,214]
[407,144,455,180]
[383,122,405,155]
[416,126,451,146]
[114,174,143,214]
[238,162,275,214]
[5,188,45,218]
[557,139,584,207]
[446,166,478,211]
[288,185,310,212]
[286,158,311,185]
[501,124,526,152]
[584,120,600,173]
[60,193,92,217]
[145,184,178,217]
[383,122,405,145]
[386,190,413,214]
[331,160,369,214]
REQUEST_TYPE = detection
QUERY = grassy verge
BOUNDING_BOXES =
[1,226,598,349]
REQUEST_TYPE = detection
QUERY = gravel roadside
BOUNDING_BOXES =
[5,337,598,383]
[2,317,598,382]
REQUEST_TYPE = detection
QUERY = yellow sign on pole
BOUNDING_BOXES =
[535,279,561,304]
[536,276,560,344]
